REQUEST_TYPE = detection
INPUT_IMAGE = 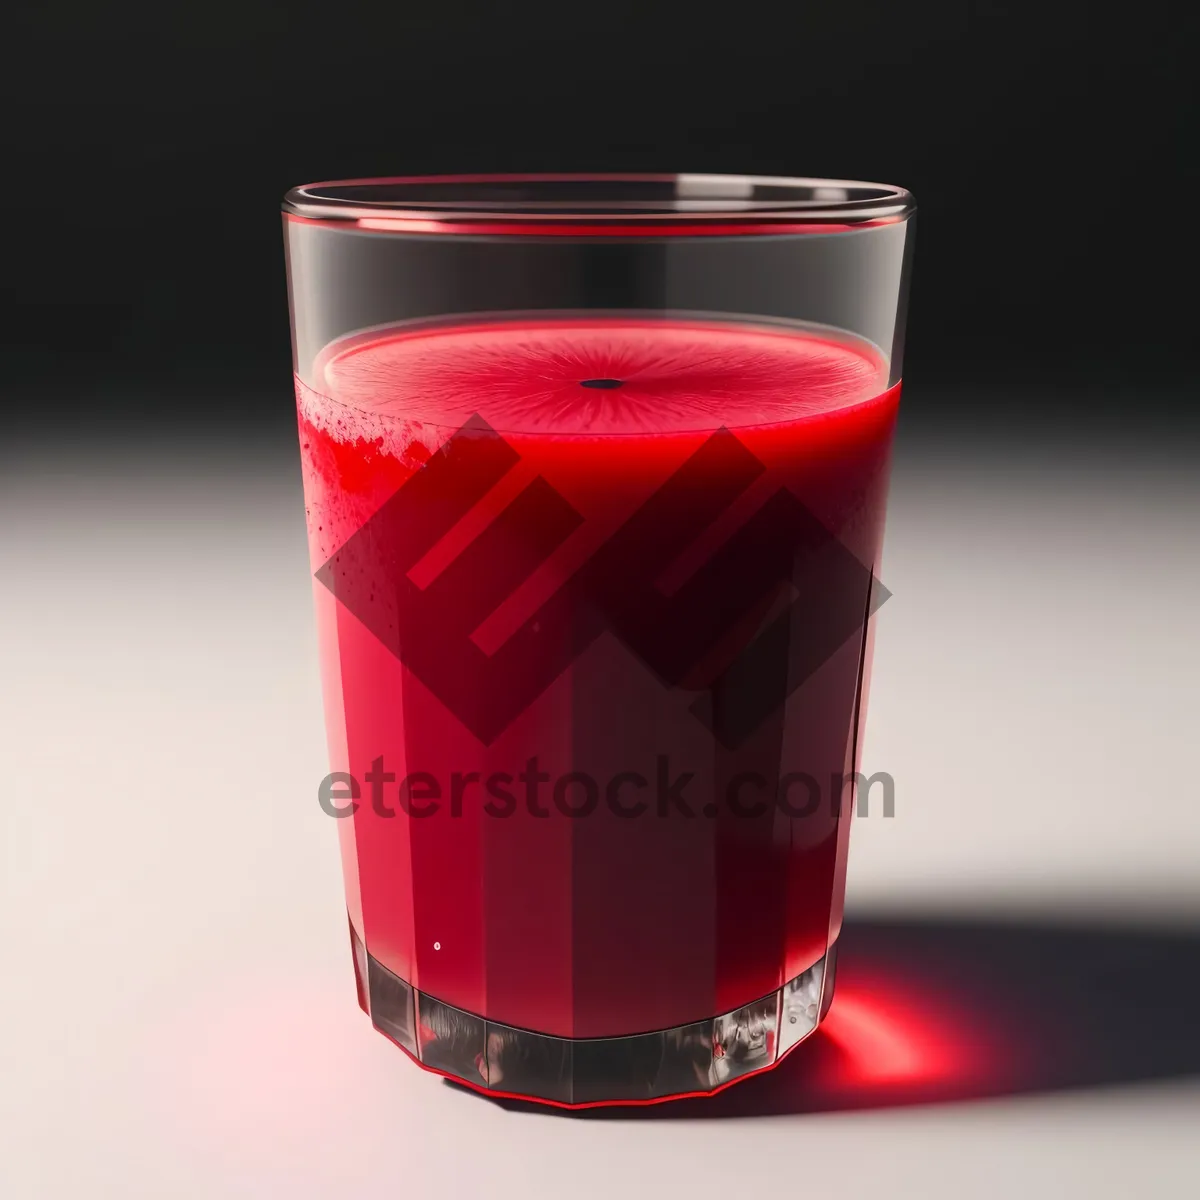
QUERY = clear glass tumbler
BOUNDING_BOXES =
[282,174,916,1106]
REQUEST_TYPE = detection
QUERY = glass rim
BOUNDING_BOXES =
[282,173,915,236]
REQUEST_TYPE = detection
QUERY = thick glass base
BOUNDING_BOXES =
[351,921,838,1107]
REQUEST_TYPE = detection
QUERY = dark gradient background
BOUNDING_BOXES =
[3,4,1198,1198]
[3,0,1196,438]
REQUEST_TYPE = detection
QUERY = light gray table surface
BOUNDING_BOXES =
[4,411,1198,1198]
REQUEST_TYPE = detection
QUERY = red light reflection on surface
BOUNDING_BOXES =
[822,993,938,1083]
[814,973,990,1099]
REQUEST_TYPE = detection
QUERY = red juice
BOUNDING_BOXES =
[296,316,898,1048]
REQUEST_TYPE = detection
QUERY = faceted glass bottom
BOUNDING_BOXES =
[351,920,838,1106]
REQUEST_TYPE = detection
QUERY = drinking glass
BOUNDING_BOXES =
[282,174,915,1105]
